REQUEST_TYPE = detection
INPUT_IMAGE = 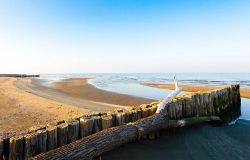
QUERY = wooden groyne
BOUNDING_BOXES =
[0,74,39,78]
[0,85,241,160]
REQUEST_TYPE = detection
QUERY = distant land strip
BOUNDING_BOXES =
[0,74,39,77]
[141,82,250,99]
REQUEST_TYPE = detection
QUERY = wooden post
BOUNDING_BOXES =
[79,117,94,138]
[0,138,3,160]
[37,129,47,154]
[9,135,24,160]
[136,107,143,120]
[28,125,46,133]
[32,85,240,160]
[24,132,38,158]
[2,132,15,160]
[32,125,138,160]
[57,123,68,147]
[125,110,132,123]
[141,105,150,118]
[101,115,113,130]
[92,116,102,133]
[110,113,116,127]
[67,120,79,143]
[127,108,138,122]
[115,112,125,126]
[47,125,57,151]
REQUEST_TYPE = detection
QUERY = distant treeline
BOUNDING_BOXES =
[0,74,39,77]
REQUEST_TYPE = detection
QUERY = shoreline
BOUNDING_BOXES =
[0,77,154,133]
[15,78,154,110]
[141,82,250,99]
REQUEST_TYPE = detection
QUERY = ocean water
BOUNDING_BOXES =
[40,73,250,119]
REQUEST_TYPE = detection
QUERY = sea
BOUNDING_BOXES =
[40,73,250,119]
[39,73,250,160]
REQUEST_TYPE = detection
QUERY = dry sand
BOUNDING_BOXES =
[0,78,89,133]
[0,77,153,133]
[141,82,250,98]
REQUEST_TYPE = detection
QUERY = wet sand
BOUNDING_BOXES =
[104,119,250,160]
[52,78,154,107]
[0,77,153,133]
[141,82,250,99]
[15,78,154,111]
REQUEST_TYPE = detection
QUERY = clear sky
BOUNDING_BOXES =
[0,0,249,74]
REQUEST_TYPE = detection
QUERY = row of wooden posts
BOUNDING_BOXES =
[0,103,158,160]
[0,85,241,160]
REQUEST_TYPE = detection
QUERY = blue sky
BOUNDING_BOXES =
[0,0,249,73]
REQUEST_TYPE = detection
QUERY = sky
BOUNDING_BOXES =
[0,0,249,74]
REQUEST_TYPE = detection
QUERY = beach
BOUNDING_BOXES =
[0,77,153,133]
[141,82,250,99]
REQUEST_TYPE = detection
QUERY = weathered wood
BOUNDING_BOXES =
[2,132,15,160]
[101,115,113,130]
[125,110,132,123]
[37,129,47,154]
[30,85,241,159]
[24,132,38,158]
[136,107,143,120]
[126,108,138,122]
[32,85,240,160]
[115,112,125,126]
[79,117,94,138]
[133,112,168,139]
[141,105,150,118]
[32,125,138,160]
[57,123,68,147]
[9,135,24,160]
[0,138,3,160]
[92,116,102,133]
[28,126,46,133]
[46,125,57,151]
[109,113,116,127]
[67,120,79,143]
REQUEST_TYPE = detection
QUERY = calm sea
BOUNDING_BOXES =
[40,73,250,120]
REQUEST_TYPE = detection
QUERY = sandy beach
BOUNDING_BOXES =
[0,78,89,133]
[141,82,250,99]
[0,77,153,133]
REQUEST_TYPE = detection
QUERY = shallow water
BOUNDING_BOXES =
[40,73,250,120]
[104,119,250,160]
[40,73,250,99]
[104,98,250,160]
